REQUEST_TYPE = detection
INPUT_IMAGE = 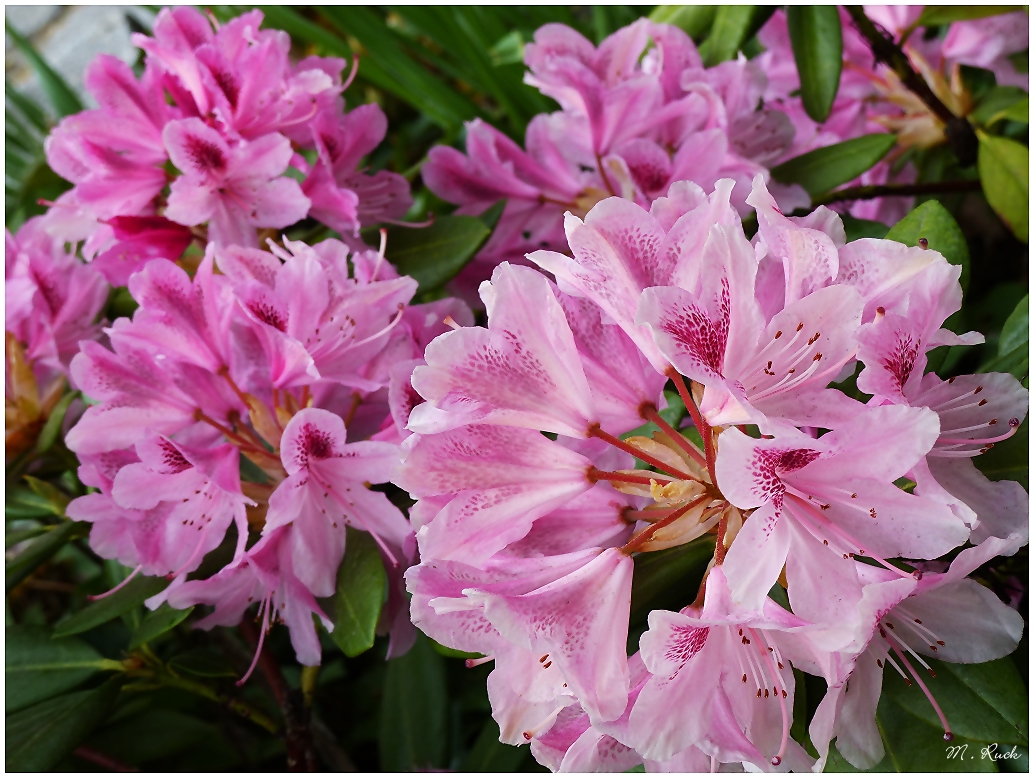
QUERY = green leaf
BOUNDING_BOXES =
[990,97,1030,127]
[5,526,49,548]
[23,474,71,515]
[885,200,971,291]
[5,521,87,592]
[429,639,481,659]
[771,134,897,198]
[461,717,528,772]
[127,603,193,650]
[916,6,1025,26]
[168,648,237,678]
[386,215,491,293]
[630,535,716,622]
[35,391,76,454]
[489,31,525,67]
[52,574,169,638]
[379,632,448,771]
[699,6,756,66]
[976,416,1027,488]
[5,676,122,771]
[831,654,1029,771]
[971,86,1029,126]
[319,7,479,132]
[6,625,122,713]
[478,198,507,232]
[3,22,83,118]
[841,214,890,241]
[649,6,717,41]
[84,707,225,767]
[325,527,387,657]
[787,6,843,123]
[999,294,1029,357]
[978,131,1029,243]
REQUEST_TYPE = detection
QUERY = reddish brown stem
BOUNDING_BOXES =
[622,494,710,554]
[668,371,718,486]
[588,426,693,480]
[73,747,138,772]
[642,405,707,468]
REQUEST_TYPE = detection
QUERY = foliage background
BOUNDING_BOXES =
[5,5,1029,772]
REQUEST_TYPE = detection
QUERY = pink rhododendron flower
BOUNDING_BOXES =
[399,176,1027,771]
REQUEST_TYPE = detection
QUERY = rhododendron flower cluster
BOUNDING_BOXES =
[60,234,469,670]
[423,18,809,296]
[398,176,1028,771]
[41,6,410,283]
[757,7,1030,224]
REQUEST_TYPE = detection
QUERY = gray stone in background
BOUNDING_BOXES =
[6,5,155,113]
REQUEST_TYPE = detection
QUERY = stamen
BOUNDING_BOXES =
[889,643,953,740]
[621,495,710,553]
[89,564,143,601]
[750,628,789,766]
[786,493,913,581]
[465,655,495,668]
[341,304,407,352]
[589,467,673,486]
[237,594,271,686]
[522,706,566,741]
[342,53,360,92]
[443,315,462,331]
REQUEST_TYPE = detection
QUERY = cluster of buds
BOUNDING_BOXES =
[399,176,1027,771]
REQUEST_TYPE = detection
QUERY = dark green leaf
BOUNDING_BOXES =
[771,134,897,198]
[5,82,48,131]
[35,391,76,454]
[379,632,448,771]
[841,214,890,241]
[999,294,1029,357]
[4,22,83,118]
[478,198,507,232]
[386,215,490,293]
[5,486,59,520]
[461,717,528,772]
[319,7,479,132]
[5,521,87,592]
[5,525,49,548]
[52,574,169,638]
[168,648,237,678]
[23,474,71,515]
[6,676,122,771]
[916,6,1024,26]
[325,527,387,657]
[85,708,225,767]
[630,535,716,622]
[885,200,971,291]
[978,130,1028,243]
[699,6,756,66]
[429,639,481,659]
[649,6,717,41]
[6,625,122,713]
[127,603,194,650]
[787,6,843,123]
[971,86,1029,126]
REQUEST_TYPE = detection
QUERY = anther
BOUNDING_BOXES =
[876,306,885,316]
[918,238,929,249]
[796,322,804,332]
[774,330,782,339]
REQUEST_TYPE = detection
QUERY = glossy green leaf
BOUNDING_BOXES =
[52,574,169,638]
[771,134,897,198]
[978,131,1029,243]
[379,632,448,771]
[998,294,1029,356]
[23,474,71,515]
[128,603,194,650]
[699,6,756,66]
[462,717,528,772]
[885,200,971,291]
[325,527,387,657]
[971,86,1029,126]
[649,6,717,41]
[915,6,1024,26]
[6,676,122,771]
[6,625,122,713]
[841,214,890,241]
[5,521,87,592]
[990,97,1029,127]
[35,391,76,454]
[385,215,491,293]
[319,7,479,132]
[787,6,843,122]
[630,535,716,622]
[3,22,83,118]
[168,648,237,678]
